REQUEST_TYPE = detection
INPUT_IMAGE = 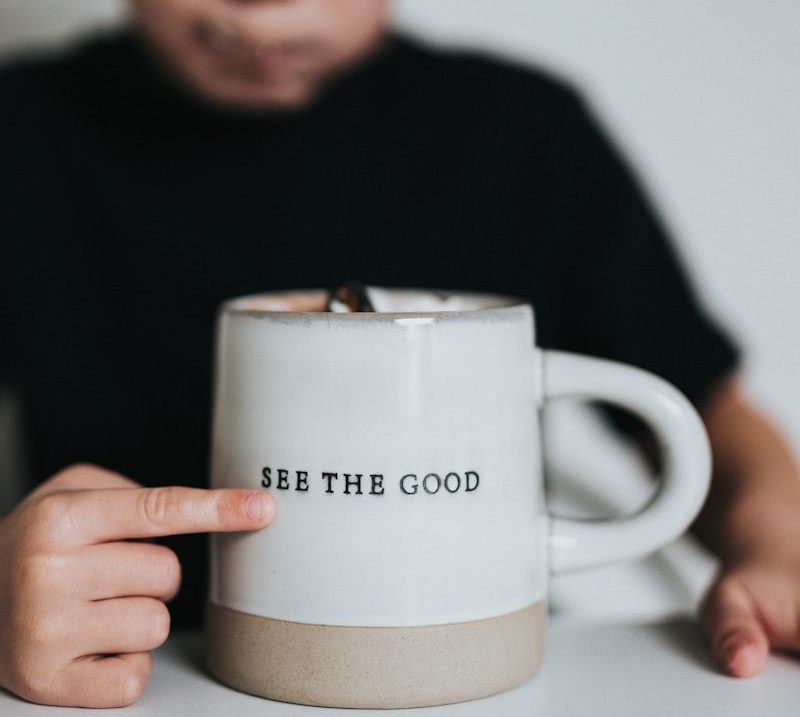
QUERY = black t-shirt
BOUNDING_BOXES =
[0,31,739,626]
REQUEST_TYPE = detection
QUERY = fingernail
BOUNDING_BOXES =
[245,492,271,521]
[721,633,750,659]
[721,636,757,676]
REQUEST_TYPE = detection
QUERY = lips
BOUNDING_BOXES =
[194,18,316,78]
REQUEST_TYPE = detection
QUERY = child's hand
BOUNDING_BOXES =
[0,463,275,707]
[701,560,800,677]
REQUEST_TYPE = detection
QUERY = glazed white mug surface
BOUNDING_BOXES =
[206,287,711,708]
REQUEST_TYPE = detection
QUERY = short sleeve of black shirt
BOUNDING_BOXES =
[0,59,59,396]
[541,88,742,413]
[0,89,16,390]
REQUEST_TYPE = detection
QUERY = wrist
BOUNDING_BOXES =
[722,544,800,572]
[696,490,800,570]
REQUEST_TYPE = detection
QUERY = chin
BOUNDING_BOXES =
[186,73,320,113]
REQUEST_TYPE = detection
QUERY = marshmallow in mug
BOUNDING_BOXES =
[326,282,489,313]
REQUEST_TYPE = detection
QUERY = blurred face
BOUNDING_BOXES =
[128,0,390,111]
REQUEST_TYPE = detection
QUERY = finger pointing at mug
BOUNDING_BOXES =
[0,463,275,708]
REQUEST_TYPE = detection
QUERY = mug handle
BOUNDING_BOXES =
[540,350,712,574]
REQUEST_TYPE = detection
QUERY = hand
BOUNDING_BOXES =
[700,560,800,677]
[0,463,275,707]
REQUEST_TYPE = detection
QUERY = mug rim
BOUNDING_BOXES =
[220,287,532,321]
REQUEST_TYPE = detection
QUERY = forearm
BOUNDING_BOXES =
[692,379,800,566]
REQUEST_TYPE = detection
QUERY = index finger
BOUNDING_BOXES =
[62,486,275,544]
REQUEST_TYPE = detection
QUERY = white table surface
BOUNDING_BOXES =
[1,618,798,716]
[2,405,798,713]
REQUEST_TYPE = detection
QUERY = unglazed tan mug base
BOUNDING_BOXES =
[204,600,546,709]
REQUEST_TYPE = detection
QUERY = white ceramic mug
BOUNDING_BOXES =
[206,287,711,708]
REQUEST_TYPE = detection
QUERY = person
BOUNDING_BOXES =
[0,0,798,707]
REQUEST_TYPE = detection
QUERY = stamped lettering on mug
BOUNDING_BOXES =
[260,466,480,496]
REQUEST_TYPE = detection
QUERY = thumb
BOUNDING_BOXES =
[700,574,770,678]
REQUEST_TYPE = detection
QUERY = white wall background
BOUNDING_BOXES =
[1,0,799,453]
